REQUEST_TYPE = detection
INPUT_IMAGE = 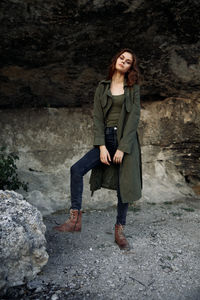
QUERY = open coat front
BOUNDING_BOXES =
[89,79,142,203]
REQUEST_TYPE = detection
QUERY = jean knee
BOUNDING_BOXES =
[70,163,82,177]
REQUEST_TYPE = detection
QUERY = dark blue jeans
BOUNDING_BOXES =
[70,127,129,225]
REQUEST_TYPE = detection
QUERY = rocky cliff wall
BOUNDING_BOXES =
[0,0,200,107]
[0,0,199,213]
[0,97,199,215]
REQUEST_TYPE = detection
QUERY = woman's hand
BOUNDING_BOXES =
[113,149,124,164]
[99,145,111,165]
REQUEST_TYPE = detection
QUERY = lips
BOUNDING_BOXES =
[119,64,124,68]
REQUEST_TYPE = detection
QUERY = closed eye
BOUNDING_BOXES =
[120,55,132,64]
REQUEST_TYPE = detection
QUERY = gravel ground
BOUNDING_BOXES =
[2,197,200,300]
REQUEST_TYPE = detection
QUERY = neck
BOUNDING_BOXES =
[111,71,125,84]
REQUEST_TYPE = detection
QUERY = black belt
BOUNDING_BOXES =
[105,127,117,134]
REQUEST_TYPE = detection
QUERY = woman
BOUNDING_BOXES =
[54,48,142,250]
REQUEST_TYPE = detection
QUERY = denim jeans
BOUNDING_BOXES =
[70,127,129,225]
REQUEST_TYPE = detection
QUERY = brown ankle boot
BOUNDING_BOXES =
[53,209,82,232]
[115,224,130,250]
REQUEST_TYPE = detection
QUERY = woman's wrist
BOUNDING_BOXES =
[117,149,124,154]
[99,145,106,150]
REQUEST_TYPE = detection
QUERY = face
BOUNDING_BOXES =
[115,52,133,74]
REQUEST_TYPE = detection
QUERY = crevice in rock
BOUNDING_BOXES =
[141,94,167,102]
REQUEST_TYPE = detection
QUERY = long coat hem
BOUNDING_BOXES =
[89,79,143,204]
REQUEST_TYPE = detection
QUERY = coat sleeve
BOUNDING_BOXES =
[117,84,141,154]
[93,84,105,146]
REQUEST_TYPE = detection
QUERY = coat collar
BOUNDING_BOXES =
[100,78,128,97]
[100,78,128,87]
[100,78,132,112]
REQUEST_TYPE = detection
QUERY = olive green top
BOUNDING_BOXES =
[106,94,125,127]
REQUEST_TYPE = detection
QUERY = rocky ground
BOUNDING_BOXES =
[2,196,200,300]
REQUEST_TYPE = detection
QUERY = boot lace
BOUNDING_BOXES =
[70,209,78,219]
[117,224,124,237]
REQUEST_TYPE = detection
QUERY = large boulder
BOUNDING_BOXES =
[0,190,49,293]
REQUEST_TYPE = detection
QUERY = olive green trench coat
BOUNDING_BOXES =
[89,79,142,203]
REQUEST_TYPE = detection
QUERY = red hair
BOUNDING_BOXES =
[107,48,140,86]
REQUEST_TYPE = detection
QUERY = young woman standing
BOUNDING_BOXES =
[54,48,142,250]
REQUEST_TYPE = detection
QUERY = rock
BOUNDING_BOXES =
[0,94,199,215]
[140,97,200,202]
[0,0,200,108]
[0,1,199,214]
[51,294,59,300]
[0,190,49,293]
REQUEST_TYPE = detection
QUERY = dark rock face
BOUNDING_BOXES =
[0,0,200,108]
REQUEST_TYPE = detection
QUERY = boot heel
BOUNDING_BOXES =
[54,209,82,233]
[115,224,130,250]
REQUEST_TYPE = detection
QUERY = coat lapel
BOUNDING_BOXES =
[124,87,132,112]
[101,83,112,117]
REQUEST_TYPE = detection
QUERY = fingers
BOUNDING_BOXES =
[100,156,110,165]
[100,149,124,165]
[113,155,122,164]
[100,148,111,165]
[107,152,111,162]
[113,150,124,164]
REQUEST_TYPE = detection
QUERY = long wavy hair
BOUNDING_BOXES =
[107,48,140,86]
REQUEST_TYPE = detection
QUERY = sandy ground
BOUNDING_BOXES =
[2,196,200,300]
